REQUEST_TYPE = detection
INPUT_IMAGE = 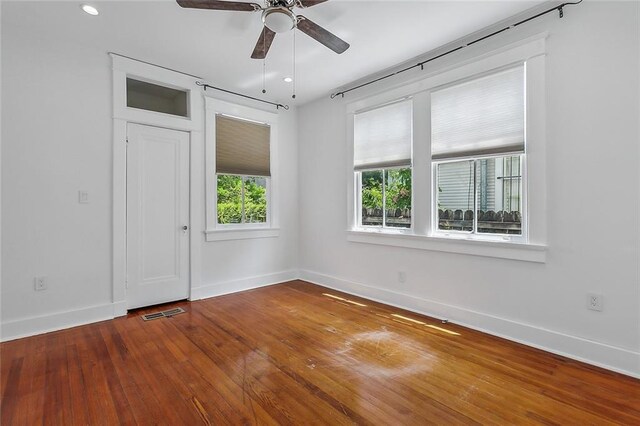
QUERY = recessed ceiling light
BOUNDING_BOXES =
[283,77,293,83]
[81,4,99,16]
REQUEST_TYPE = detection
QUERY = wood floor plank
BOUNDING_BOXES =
[1,280,638,425]
[0,356,23,425]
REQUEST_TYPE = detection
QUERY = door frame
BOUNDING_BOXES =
[111,54,204,316]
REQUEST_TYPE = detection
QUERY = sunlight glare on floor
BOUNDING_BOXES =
[391,314,460,336]
[323,293,367,307]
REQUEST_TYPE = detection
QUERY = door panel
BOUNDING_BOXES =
[127,123,189,309]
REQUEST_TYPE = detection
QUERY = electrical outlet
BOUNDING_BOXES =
[34,276,47,291]
[398,271,406,283]
[587,293,603,311]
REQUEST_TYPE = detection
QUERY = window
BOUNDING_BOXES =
[431,65,525,238]
[215,113,270,226]
[205,98,278,240]
[354,99,413,229]
[347,38,546,261]
[126,78,189,117]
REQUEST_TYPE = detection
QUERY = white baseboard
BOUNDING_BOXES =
[1,302,121,342]
[0,270,299,343]
[190,270,299,301]
[299,269,640,379]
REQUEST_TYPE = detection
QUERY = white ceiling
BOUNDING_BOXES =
[3,0,546,105]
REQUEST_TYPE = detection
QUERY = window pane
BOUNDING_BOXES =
[361,170,383,227]
[127,78,188,117]
[217,175,242,224]
[244,177,267,223]
[437,161,474,232]
[385,168,412,228]
[477,156,522,235]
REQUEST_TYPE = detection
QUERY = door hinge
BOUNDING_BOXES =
[126,137,129,144]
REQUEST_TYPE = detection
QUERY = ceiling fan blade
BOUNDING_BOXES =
[297,0,329,7]
[296,16,349,54]
[177,0,261,12]
[251,27,276,59]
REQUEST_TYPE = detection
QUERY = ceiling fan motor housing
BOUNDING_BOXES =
[262,7,296,33]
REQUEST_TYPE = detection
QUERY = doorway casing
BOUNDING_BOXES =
[111,54,204,316]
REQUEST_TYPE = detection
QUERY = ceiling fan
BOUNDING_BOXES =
[177,0,350,59]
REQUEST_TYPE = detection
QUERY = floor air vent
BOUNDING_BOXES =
[141,307,186,321]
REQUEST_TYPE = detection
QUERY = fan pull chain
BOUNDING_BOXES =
[292,28,296,100]
[262,28,267,94]
[262,58,266,94]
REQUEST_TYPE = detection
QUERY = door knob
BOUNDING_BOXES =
[182,225,188,232]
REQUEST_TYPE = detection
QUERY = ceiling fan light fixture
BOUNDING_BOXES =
[262,7,296,33]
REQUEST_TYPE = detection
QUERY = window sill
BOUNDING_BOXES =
[205,227,280,242]
[347,229,546,263]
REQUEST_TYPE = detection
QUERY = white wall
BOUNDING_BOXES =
[297,1,640,377]
[0,8,298,338]
[2,20,114,326]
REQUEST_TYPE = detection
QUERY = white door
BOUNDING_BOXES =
[126,123,190,309]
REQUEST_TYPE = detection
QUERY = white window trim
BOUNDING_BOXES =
[204,97,279,242]
[346,35,547,263]
[347,230,546,263]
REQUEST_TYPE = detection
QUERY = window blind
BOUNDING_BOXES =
[216,114,270,176]
[431,65,525,161]
[354,99,412,171]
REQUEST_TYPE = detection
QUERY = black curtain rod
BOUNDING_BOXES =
[196,81,289,110]
[330,0,583,100]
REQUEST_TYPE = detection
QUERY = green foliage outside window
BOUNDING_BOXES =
[244,177,267,223]
[217,175,242,223]
[385,168,412,211]
[361,170,383,210]
[361,168,411,210]
[217,175,267,224]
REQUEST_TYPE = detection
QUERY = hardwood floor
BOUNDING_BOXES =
[1,280,639,425]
